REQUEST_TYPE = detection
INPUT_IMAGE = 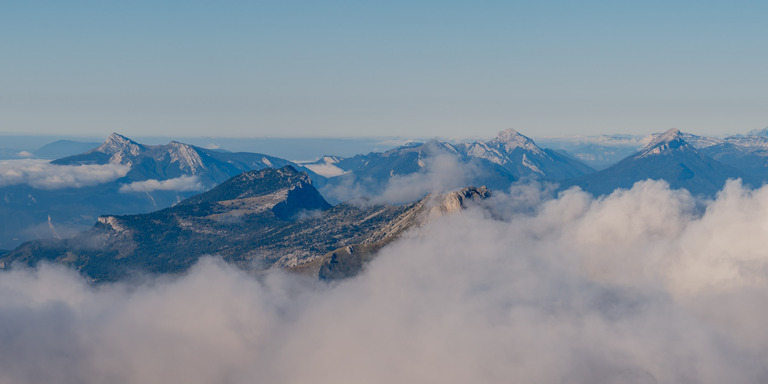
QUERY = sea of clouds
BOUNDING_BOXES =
[2,178,768,383]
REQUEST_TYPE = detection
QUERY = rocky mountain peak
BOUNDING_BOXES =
[96,133,146,165]
[491,129,543,154]
[428,186,492,217]
[179,166,319,206]
[163,141,206,173]
[638,129,691,157]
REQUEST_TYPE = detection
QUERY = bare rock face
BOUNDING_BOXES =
[314,186,492,280]
[427,186,491,218]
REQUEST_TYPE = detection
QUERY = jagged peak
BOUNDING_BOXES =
[427,186,492,217]
[99,133,141,150]
[96,133,145,164]
[638,129,691,157]
[491,129,543,154]
[161,141,205,172]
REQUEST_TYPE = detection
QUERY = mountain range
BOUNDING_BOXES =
[307,129,595,202]
[0,166,491,282]
[4,127,768,259]
[562,129,749,196]
[0,133,320,249]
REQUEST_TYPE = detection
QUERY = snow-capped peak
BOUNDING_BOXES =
[638,129,691,157]
[491,129,544,154]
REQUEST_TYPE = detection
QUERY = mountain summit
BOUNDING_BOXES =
[491,129,545,154]
[180,166,331,220]
[563,129,744,196]
[637,129,692,158]
[97,133,147,165]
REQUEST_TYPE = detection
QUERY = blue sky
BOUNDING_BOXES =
[2,1,767,138]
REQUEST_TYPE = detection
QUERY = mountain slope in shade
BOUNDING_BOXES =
[0,166,490,282]
[563,129,745,196]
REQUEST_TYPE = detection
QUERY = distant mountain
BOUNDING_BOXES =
[563,129,745,196]
[0,166,491,282]
[678,132,768,185]
[0,133,321,249]
[746,127,768,137]
[314,129,594,202]
[33,140,102,159]
[532,134,648,169]
[457,129,595,179]
[53,133,305,187]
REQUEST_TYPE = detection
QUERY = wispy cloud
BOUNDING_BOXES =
[0,160,129,189]
[119,176,204,193]
[2,179,768,382]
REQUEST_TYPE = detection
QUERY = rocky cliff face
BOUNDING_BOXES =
[309,186,492,280]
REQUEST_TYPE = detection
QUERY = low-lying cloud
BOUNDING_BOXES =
[2,179,768,383]
[119,175,204,193]
[0,160,130,189]
[374,153,478,204]
[320,147,480,204]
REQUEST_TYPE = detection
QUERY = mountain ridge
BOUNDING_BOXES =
[562,129,746,196]
[0,166,490,281]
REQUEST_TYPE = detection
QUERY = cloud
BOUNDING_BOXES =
[119,176,204,193]
[0,160,130,189]
[320,146,480,204]
[372,153,478,204]
[2,179,768,382]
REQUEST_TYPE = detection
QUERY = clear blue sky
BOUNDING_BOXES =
[2,1,767,138]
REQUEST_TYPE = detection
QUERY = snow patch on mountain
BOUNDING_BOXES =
[492,129,545,155]
[638,129,693,158]
[522,154,544,174]
[300,156,347,177]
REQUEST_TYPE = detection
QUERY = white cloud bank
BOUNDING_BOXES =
[0,160,130,189]
[119,176,204,193]
[2,179,768,383]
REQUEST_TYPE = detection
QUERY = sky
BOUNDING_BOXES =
[2,1,768,139]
